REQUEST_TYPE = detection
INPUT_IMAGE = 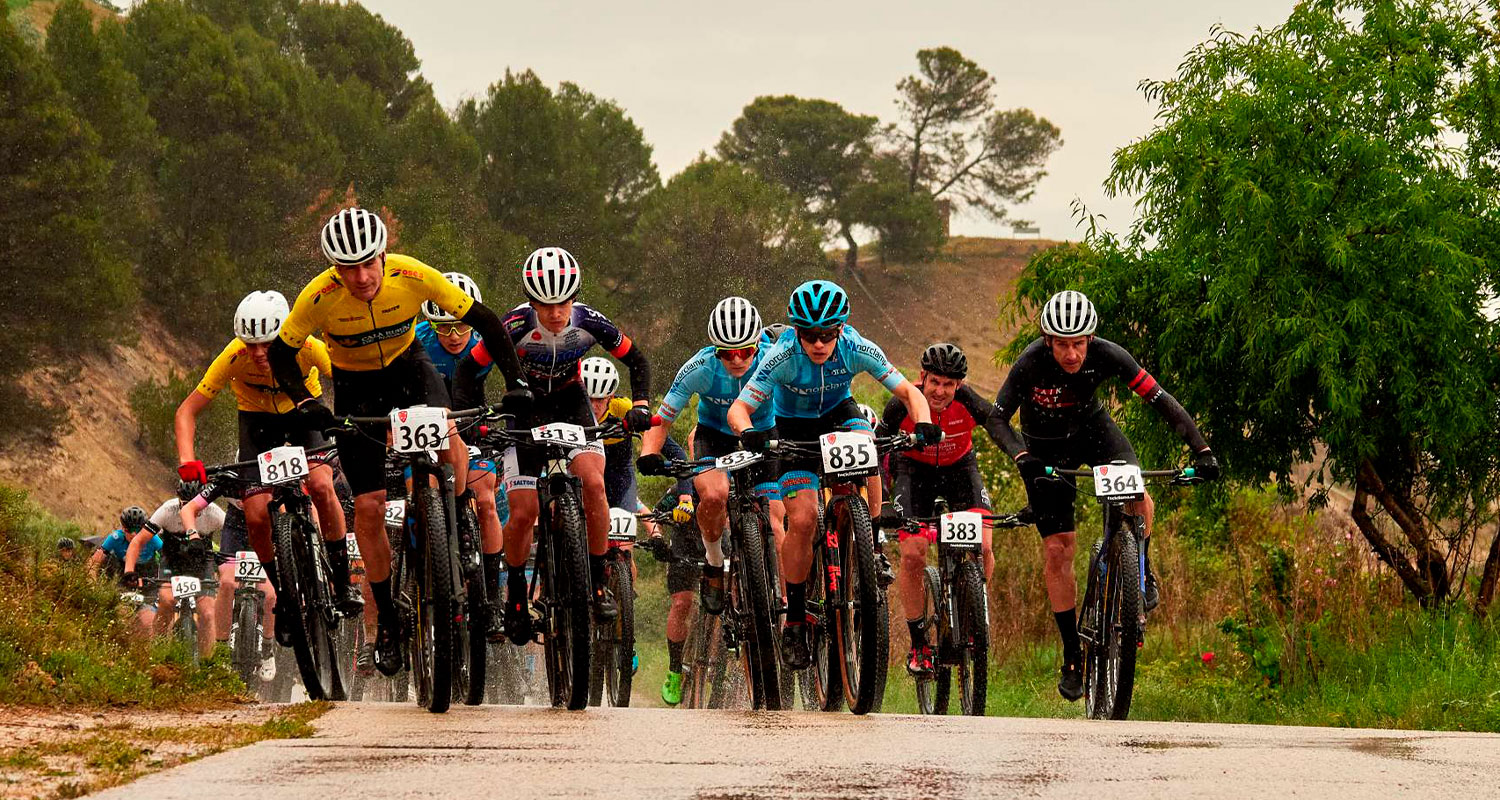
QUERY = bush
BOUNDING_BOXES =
[129,372,237,467]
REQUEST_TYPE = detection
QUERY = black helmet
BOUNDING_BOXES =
[921,342,968,379]
[56,537,77,552]
[120,506,148,532]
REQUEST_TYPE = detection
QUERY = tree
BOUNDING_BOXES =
[849,153,945,264]
[0,14,136,432]
[717,95,877,270]
[293,0,431,120]
[891,47,1062,223]
[632,158,826,367]
[1006,1,1500,611]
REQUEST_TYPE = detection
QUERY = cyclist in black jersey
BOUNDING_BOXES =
[991,290,1219,701]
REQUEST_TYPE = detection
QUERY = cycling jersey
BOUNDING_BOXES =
[279,254,478,372]
[102,529,161,562]
[991,336,1208,455]
[149,498,226,537]
[466,302,638,396]
[738,325,904,419]
[658,345,775,435]
[414,320,488,393]
[196,337,331,414]
[881,384,1003,467]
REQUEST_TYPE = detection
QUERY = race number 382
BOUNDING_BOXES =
[391,406,445,453]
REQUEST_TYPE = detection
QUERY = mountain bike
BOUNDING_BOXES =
[476,414,629,710]
[227,549,271,690]
[336,405,486,713]
[145,569,216,663]
[884,502,1028,716]
[589,508,640,707]
[656,450,784,710]
[771,430,919,715]
[1041,461,1202,720]
[202,443,346,700]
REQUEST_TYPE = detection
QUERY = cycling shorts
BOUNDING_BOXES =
[500,382,604,493]
[237,411,329,498]
[1023,410,1138,537]
[889,452,990,543]
[160,539,218,595]
[693,426,780,502]
[666,522,707,595]
[775,397,868,497]
[332,344,451,496]
[220,518,249,557]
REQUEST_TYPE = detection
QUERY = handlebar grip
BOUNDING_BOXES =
[1182,467,1197,479]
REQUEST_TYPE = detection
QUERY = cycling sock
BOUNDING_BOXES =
[668,639,685,672]
[370,578,396,627]
[324,538,351,588]
[483,553,504,602]
[590,554,607,595]
[786,581,806,624]
[507,566,528,606]
[702,536,725,568]
[1055,608,1082,664]
[908,617,928,648]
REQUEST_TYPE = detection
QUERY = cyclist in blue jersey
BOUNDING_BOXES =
[639,297,785,617]
[728,280,941,669]
[414,271,508,641]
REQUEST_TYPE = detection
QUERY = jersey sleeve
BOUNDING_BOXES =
[411,258,476,320]
[279,268,338,350]
[1097,339,1210,452]
[578,305,627,355]
[879,395,908,436]
[737,342,793,412]
[956,384,1008,449]
[298,337,332,398]
[199,502,227,534]
[847,333,905,391]
[990,342,1044,458]
[194,341,241,400]
[657,352,711,423]
[148,500,178,531]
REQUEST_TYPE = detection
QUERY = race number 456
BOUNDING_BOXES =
[391,406,445,453]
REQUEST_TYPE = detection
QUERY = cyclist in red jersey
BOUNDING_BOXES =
[879,343,1007,676]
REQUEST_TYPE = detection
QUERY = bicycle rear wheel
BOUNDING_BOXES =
[807,539,843,712]
[1084,526,1142,720]
[953,561,989,717]
[681,608,715,709]
[917,565,942,715]
[274,512,339,700]
[413,485,455,713]
[829,494,887,715]
[457,500,487,706]
[543,493,592,710]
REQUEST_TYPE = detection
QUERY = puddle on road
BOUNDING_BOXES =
[1122,739,1222,751]
[1349,737,1419,761]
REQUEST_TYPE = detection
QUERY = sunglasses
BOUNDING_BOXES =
[715,345,758,361]
[796,326,842,344]
[434,323,472,337]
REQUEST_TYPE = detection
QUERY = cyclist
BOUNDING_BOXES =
[125,495,226,659]
[174,290,359,646]
[57,537,77,562]
[582,357,689,520]
[267,207,529,676]
[991,290,1219,701]
[639,297,784,618]
[95,506,160,634]
[211,496,277,681]
[454,247,653,643]
[413,271,510,642]
[727,280,940,669]
[648,487,701,706]
[878,342,1008,677]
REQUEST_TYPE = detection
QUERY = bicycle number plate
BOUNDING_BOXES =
[170,575,202,598]
[714,450,763,471]
[820,432,878,478]
[257,445,308,485]
[346,532,361,560]
[939,511,983,547]
[1093,463,1146,501]
[608,507,638,541]
[384,499,406,529]
[531,422,586,445]
[390,405,446,453]
[234,551,265,582]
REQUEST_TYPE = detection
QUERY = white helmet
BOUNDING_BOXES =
[580,357,619,399]
[320,207,388,266]
[1040,290,1098,337]
[708,296,762,348]
[521,247,582,304]
[423,272,483,323]
[857,403,879,429]
[234,291,289,344]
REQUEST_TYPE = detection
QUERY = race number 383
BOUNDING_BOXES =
[939,511,983,546]
[391,406,446,453]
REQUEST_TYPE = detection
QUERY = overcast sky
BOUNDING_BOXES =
[358,0,1296,242]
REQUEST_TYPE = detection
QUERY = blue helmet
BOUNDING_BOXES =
[787,280,850,328]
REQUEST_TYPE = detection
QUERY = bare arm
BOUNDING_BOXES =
[890,380,932,426]
[728,401,755,436]
[174,391,212,465]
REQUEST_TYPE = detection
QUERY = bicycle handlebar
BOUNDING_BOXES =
[204,443,339,478]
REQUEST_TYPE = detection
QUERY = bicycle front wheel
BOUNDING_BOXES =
[274,512,338,700]
[953,560,989,717]
[544,493,592,710]
[917,565,942,715]
[414,485,455,713]
[733,509,782,710]
[1084,527,1142,720]
[230,592,260,688]
[828,494,887,715]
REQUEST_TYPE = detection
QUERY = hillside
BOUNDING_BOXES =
[7,0,119,44]
[844,236,1059,395]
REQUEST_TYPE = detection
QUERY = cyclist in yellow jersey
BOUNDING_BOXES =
[267,207,529,676]
[173,291,360,642]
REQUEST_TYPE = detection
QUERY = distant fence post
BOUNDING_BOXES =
[1012,224,1041,238]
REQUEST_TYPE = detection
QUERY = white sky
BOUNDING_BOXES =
[358,1,1296,242]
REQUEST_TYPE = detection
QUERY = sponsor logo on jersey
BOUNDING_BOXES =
[327,317,415,349]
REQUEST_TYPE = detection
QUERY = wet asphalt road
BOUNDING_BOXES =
[90,704,1500,799]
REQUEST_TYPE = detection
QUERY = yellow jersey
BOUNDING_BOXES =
[596,397,633,445]
[279,253,477,372]
[196,337,331,414]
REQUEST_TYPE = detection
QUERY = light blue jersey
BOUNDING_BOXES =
[738,325,905,419]
[658,346,776,434]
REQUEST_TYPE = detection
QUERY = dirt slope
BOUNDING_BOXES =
[843,236,1059,395]
[0,320,202,532]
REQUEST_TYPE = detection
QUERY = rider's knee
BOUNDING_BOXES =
[474,490,497,514]
[353,493,385,518]
[1042,534,1075,567]
[697,483,728,511]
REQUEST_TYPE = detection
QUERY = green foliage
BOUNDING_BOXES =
[851,153,945,264]
[632,158,827,368]
[292,0,428,118]
[890,46,1062,222]
[129,372,236,467]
